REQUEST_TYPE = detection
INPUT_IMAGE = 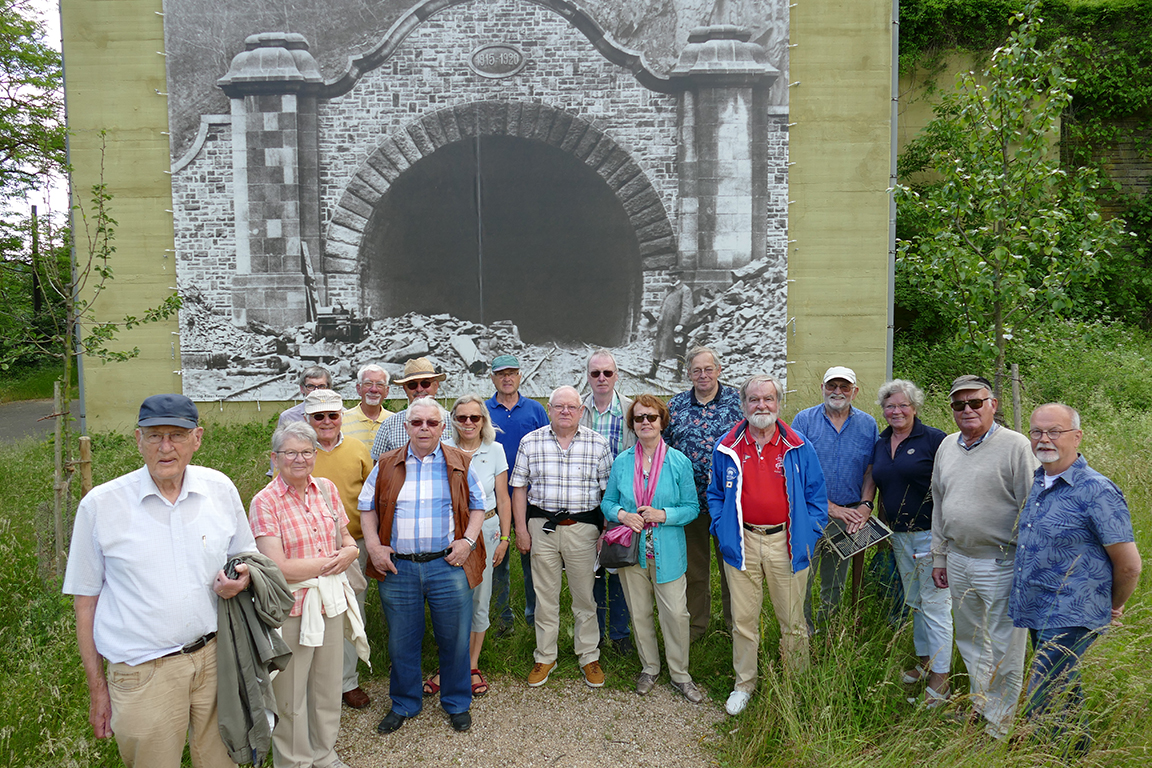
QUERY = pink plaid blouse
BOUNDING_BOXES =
[250,474,349,616]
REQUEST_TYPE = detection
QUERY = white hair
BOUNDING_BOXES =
[406,396,447,423]
[357,363,389,386]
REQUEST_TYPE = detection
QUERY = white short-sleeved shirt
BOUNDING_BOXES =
[444,438,508,512]
[63,465,257,665]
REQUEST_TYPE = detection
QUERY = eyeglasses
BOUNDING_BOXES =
[405,379,435,391]
[455,414,483,424]
[408,419,441,428]
[493,369,519,378]
[142,430,194,445]
[950,397,991,412]
[883,403,913,412]
[360,382,388,391]
[824,382,854,392]
[632,413,660,424]
[275,449,315,460]
[302,382,327,392]
[309,412,340,422]
[589,369,615,379]
[550,404,580,413]
[1028,428,1076,440]
[690,366,717,378]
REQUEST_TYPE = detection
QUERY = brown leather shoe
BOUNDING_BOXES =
[343,687,371,709]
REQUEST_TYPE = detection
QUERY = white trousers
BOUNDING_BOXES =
[947,550,1027,738]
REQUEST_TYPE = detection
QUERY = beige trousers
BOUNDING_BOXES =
[106,638,232,768]
[273,613,344,768]
[618,562,691,683]
[724,527,810,692]
[529,517,600,666]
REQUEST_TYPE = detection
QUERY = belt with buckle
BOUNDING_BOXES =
[484,508,499,521]
[393,548,452,563]
[743,522,785,536]
[163,632,216,658]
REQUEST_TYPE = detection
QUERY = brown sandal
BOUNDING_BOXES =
[471,668,489,697]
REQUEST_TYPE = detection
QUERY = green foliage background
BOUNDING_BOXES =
[897,0,1152,338]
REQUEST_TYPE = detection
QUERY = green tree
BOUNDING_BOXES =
[896,2,1128,396]
[0,0,67,369]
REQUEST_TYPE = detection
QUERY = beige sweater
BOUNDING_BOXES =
[930,426,1038,566]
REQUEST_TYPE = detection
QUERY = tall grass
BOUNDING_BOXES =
[0,345,1149,766]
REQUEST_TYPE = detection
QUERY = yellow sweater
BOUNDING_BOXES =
[313,438,374,540]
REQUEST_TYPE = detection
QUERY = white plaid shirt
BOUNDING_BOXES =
[510,425,612,513]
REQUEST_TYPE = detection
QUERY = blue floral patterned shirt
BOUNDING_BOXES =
[664,385,744,507]
[1009,455,1134,631]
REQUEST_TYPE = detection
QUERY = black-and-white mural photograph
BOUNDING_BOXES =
[167,0,789,401]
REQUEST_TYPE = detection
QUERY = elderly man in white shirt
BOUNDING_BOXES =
[64,394,256,768]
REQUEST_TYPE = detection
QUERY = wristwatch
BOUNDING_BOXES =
[463,536,477,551]
[859,500,874,511]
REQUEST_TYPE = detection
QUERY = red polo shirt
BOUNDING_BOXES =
[736,424,789,526]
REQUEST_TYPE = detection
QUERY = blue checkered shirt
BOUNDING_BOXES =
[790,405,879,505]
[371,408,412,461]
[358,444,486,555]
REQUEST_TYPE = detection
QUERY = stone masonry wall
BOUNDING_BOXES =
[172,120,237,314]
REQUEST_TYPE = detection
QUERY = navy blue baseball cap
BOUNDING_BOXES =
[138,394,199,429]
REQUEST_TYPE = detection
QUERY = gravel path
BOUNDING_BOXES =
[336,675,725,767]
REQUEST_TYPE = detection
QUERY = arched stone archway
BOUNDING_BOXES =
[323,100,676,344]
[323,100,675,276]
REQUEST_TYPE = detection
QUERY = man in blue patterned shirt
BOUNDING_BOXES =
[664,346,744,641]
[1010,403,1141,751]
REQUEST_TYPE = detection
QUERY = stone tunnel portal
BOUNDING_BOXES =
[360,135,641,346]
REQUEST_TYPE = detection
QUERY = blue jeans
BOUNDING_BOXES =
[492,551,536,627]
[378,557,473,716]
[1024,625,1098,718]
[595,569,632,641]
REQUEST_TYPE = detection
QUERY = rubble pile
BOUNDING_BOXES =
[684,258,788,382]
[177,264,787,403]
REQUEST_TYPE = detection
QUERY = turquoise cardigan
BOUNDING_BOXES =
[600,445,699,584]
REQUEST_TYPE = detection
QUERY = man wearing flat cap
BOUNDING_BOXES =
[931,374,1037,739]
[64,394,257,768]
[371,357,447,461]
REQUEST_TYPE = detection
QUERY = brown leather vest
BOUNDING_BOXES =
[367,442,486,588]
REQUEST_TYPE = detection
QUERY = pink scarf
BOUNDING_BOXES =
[633,439,668,508]
[605,440,668,548]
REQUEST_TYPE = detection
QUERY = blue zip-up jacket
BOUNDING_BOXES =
[707,418,829,573]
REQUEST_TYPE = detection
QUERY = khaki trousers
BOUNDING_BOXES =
[529,517,600,666]
[618,563,691,683]
[106,638,232,768]
[724,527,810,692]
[273,613,344,768]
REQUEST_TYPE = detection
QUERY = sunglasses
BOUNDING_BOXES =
[589,369,615,379]
[408,419,441,428]
[632,413,660,424]
[950,397,990,412]
[309,412,340,422]
[404,379,435,391]
[455,414,483,424]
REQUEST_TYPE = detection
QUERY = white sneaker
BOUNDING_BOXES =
[725,690,751,716]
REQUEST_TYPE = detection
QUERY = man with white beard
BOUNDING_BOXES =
[1008,403,1140,752]
[791,367,879,633]
[707,375,828,716]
